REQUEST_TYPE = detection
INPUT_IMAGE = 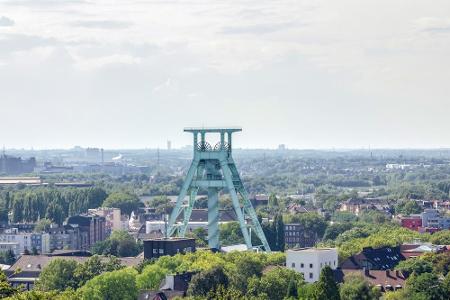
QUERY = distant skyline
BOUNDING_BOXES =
[1,0,450,149]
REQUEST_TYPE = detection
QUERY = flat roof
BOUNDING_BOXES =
[288,247,336,252]
[143,237,195,242]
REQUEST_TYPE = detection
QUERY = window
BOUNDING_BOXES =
[291,263,295,268]
[309,273,313,279]
[159,249,164,254]
[152,249,157,254]
[320,263,322,267]
[310,263,313,268]
[300,263,304,268]
[334,261,336,266]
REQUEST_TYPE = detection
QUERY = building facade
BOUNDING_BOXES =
[285,223,318,248]
[421,209,450,229]
[286,248,338,283]
[66,215,106,250]
[88,207,125,235]
[143,238,196,260]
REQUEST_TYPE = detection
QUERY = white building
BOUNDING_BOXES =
[0,242,20,255]
[286,248,338,283]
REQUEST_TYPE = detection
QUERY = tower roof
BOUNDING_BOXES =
[184,127,242,133]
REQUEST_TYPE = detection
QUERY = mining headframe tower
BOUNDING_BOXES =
[167,127,271,252]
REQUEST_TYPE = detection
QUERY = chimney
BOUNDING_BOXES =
[395,270,400,277]
[385,270,390,277]
[363,267,369,276]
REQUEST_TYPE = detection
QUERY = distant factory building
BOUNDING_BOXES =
[0,154,36,175]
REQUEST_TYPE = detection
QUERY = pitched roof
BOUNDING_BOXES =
[335,269,407,291]
[340,246,405,270]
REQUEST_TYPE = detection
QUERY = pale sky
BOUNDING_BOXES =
[0,0,450,149]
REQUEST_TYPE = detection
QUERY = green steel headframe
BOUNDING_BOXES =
[167,127,271,252]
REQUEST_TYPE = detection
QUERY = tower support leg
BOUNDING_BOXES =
[220,161,252,249]
[168,159,199,236]
[208,187,220,249]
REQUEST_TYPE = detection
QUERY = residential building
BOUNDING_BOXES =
[421,209,450,229]
[48,225,80,251]
[335,269,407,292]
[88,207,125,235]
[286,248,338,283]
[250,194,269,207]
[340,246,405,270]
[400,242,448,259]
[0,242,19,255]
[67,214,106,250]
[400,215,422,231]
[285,223,318,248]
[0,229,50,255]
[143,238,196,260]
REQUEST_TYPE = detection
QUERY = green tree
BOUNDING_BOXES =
[36,259,79,291]
[429,230,450,245]
[275,213,285,251]
[247,266,304,300]
[188,266,229,297]
[74,255,123,287]
[0,249,16,265]
[312,266,340,300]
[339,273,380,300]
[0,271,18,298]
[395,258,433,275]
[102,192,142,216]
[34,219,52,233]
[135,264,168,290]
[91,230,141,257]
[79,268,138,300]
[406,272,445,300]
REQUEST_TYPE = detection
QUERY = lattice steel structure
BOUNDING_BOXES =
[167,127,271,252]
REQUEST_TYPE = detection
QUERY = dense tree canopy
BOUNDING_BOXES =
[102,192,142,216]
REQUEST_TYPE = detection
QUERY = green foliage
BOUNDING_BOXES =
[0,271,19,298]
[219,222,245,246]
[73,255,124,287]
[36,259,79,291]
[135,264,168,290]
[284,212,328,244]
[102,192,142,216]
[5,289,79,300]
[0,249,16,265]
[33,219,52,233]
[395,258,433,275]
[358,210,389,224]
[79,268,138,300]
[8,187,107,224]
[328,224,425,261]
[395,200,422,215]
[146,195,173,214]
[331,212,358,223]
[429,230,450,245]
[312,266,340,300]
[339,273,380,300]
[187,266,228,297]
[323,223,353,241]
[247,266,304,300]
[91,230,142,257]
[405,272,446,300]
[421,252,450,276]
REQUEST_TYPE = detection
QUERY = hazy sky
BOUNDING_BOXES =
[1,0,450,149]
